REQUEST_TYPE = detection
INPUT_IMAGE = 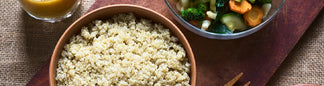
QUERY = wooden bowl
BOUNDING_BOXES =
[49,4,196,86]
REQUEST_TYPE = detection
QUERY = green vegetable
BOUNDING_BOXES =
[190,0,210,3]
[220,13,247,31]
[213,0,228,20]
[181,4,206,21]
[214,12,224,21]
[208,21,233,34]
[215,0,229,16]
[259,0,272,3]
[190,0,210,7]
[216,0,229,8]
[210,0,217,12]
[181,8,205,21]
[198,3,207,11]
[235,0,242,2]
[255,0,272,5]
[248,0,255,3]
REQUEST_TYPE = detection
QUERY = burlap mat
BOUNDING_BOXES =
[267,9,324,85]
[0,0,95,85]
[0,0,322,85]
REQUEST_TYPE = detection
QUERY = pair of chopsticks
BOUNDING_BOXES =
[224,72,250,86]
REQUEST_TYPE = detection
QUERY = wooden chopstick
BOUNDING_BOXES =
[224,72,244,86]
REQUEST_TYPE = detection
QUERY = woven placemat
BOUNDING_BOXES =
[267,10,324,85]
[0,0,323,85]
[0,0,95,85]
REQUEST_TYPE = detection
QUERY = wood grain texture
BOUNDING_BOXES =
[26,0,324,86]
[26,59,50,86]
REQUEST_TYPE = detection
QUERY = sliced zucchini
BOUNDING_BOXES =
[220,13,247,31]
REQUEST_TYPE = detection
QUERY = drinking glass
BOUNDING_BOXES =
[19,0,81,23]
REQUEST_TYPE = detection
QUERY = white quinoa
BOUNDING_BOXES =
[56,13,191,86]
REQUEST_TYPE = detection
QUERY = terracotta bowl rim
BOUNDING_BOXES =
[49,4,196,86]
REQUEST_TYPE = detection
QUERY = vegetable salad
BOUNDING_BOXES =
[176,0,272,34]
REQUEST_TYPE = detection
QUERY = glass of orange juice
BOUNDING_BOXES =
[19,0,81,23]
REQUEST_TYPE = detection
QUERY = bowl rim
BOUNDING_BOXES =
[164,0,286,39]
[49,4,196,86]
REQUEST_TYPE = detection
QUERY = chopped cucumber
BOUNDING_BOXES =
[262,3,272,19]
[220,13,247,31]
[215,24,233,34]
[208,21,233,34]
[211,24,233,34]
[235,0,242,2]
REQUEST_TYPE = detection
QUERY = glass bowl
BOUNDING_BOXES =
[165,0,285,39]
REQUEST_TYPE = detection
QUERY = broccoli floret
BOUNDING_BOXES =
[181,4,207,21]
[198,4,207,11]
[181,8,205,21]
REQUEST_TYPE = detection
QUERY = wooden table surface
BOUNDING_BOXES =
[26,0,324,86]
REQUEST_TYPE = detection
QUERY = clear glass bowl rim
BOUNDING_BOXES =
[165,0,286,39]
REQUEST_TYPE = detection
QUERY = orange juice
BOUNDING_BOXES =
[19,0,80,22]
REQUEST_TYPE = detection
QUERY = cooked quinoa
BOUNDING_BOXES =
[56,13,191,86]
